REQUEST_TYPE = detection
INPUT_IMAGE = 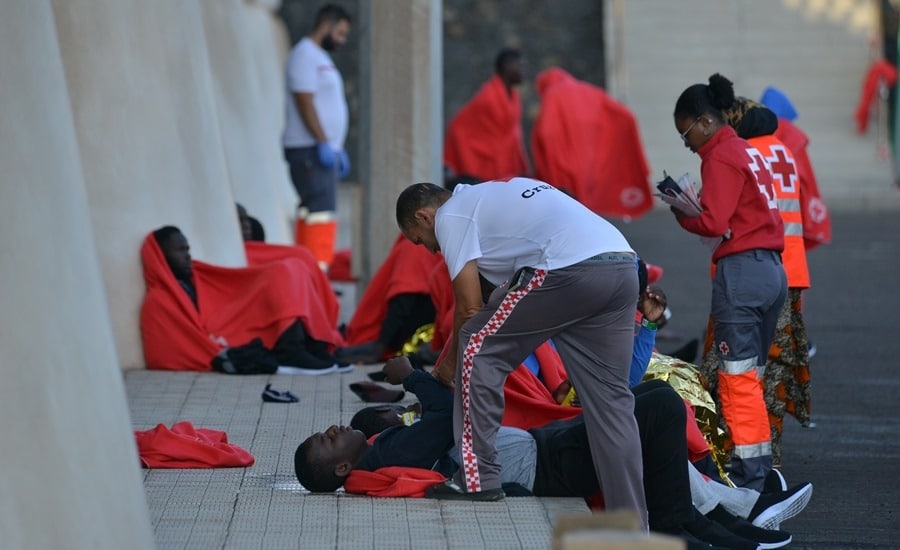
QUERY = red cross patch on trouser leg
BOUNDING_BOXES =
[458,269,546,492]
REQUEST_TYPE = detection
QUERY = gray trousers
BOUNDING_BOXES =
[712,248,787,490]
[451,255,648,530]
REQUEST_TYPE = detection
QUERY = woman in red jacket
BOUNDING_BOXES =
[669,73,787,491]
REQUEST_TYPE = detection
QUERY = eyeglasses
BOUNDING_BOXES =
[680,117,702,143]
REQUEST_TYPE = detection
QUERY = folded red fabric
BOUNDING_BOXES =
[134,421,254,468]
[532,67,653,220]
[140,232,344,371]
[343,466,446,497]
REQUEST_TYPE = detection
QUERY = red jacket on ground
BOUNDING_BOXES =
[135,422,254,468]
[140,233,344,371]
[532,68,653,220]
[444,74,529,180]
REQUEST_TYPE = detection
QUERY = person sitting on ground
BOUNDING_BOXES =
[335,233,444,365]
[294,357,797,550]
[140,226,347,373]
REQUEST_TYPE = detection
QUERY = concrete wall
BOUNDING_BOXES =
[0,1,153,547]
[201,0,297,244]
[607,0,889,205]
[52,0,249,369]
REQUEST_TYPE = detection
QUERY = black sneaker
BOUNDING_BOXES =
[683,509,759,550]
[706,505,792,549]
[654,528,730,550]
[425,479,505,501]
[763,469,788,493]
[748,482,813,530]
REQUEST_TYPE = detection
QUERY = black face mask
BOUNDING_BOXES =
[321,34,336,51]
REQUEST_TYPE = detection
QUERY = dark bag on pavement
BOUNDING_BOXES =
[211,338,279,375]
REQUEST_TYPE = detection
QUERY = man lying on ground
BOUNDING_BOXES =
[294,358,803,549]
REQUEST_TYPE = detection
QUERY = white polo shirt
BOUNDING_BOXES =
[435,178,634,285]
[282,37,348,150]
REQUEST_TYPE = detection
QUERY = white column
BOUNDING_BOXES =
[51,0,247,369]
[357,0,443,282]
[0,1,153,548]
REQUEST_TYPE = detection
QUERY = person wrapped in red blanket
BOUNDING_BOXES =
[336,234,444,364]
[235,203,341,327]
[443,49,530,181]
[531,67,653,220]
[140,226,345,372]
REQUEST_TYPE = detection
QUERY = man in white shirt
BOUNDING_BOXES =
[282,4,351,271]
[394,178,649,531]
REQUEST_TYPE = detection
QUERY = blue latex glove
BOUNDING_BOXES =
[338,149,351,178]
[316,142,336,169]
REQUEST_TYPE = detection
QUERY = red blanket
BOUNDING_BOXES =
[855,58,898,134]
[444,75,530,180]
[244,241,340,328]
[344,467,446,498]
[532,68,652,220]
[345,234,444,352]
[774,118,832,251]
[134,422,254,468]
[501,343,583,429]
[140,233,344,371]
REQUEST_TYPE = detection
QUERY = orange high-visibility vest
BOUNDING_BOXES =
[747,135,810,289]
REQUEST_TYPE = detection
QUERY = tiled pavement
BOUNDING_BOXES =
[126,368,590,550]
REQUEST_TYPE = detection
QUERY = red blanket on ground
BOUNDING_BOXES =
[532,68,652,220]
[343,467,446,498]
[134,422,254,468]
[774,118,832,251]
[140,233,344,371]
[244,241,340,328]
[345,234,444,352]
[444,75,529,181]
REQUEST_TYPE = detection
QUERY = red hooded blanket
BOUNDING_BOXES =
[140,233,344,371]
[444,74,530,181]
[532,68,652,220]
[134,422,254,468]
[773,118,832,251]
[345,234,444,355]
[244,241,340,328]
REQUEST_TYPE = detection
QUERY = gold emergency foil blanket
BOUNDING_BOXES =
[399,324,435,357]
[643,352,733,486]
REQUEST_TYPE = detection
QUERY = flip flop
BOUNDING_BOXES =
[349,381,405,403]
[262,383,299,403]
